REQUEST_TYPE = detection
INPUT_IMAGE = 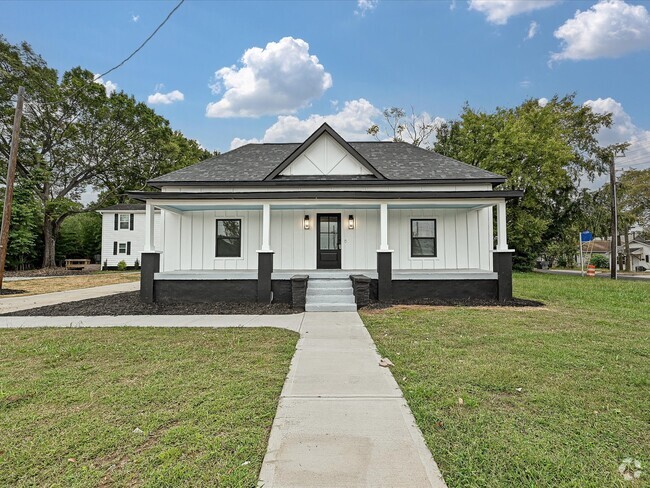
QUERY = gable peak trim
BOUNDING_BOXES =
[264,123,385,180]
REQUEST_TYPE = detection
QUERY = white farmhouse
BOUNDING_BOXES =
[97,204,160,269]
[128,124,522,310]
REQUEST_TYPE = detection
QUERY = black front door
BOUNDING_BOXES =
[317,214,341,269]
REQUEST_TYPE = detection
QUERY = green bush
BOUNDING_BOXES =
[590,254,609,269]
[117,260,128,271]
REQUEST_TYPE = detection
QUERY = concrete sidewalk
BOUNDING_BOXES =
[0,313,304,332]
[259,312,446,488]
[0,281,139,314]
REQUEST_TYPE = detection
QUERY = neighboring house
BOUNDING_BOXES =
[577,238,650,271]
[97,204,160,269]
[128,123,521,310]
[630,239,650,271]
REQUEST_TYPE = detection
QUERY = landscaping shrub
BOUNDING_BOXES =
[117,260,128,271]
[590,254,609,269]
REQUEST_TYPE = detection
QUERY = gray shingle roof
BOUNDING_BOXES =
[149,141,504,185]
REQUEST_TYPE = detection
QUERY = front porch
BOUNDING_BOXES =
[135,194,516,308]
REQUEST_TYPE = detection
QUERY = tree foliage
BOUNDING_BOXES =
[434,95,628,269]
[0,36,212,268]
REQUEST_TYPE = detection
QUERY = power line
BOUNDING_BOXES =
[18,0,185,109]
[94,0,185,82]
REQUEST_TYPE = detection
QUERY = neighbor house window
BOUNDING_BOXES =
[118,242,127,254]
[119,214,130,230]
[411,219,437,257]
[216,219,242,257]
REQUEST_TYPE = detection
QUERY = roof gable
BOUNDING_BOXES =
[265,123,384,180]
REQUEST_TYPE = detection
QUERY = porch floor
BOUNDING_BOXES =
[154,269,497,281]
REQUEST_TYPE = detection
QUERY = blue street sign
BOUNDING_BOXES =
[580,231,593,242]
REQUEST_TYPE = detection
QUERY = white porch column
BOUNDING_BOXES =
[379,203,390,251]
[261,203,271,251]
[496,200,508,251]
[144,202,155,252]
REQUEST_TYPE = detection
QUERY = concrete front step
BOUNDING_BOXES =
[305,303,358,312]
[307,287,351,296]
[306,278,357,312]
[308,280,352,289]
[307,294,356,304]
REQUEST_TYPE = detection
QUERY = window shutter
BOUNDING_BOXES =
[113,242,118,255]
[130,214,134,231]
[114,214,118,230]
[127,242,131,255]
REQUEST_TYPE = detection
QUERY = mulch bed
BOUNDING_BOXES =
[3,291,299,316]
[0,289,26,296]
[363,296,544,309]
[5,266,101,278]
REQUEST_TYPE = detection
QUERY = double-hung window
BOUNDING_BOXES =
[119,214,130,230]
[216,219,242,258]
[411,219,437,257]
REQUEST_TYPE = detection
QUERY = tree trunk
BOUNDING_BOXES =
[42,215,57,268]
[624,229,631,272]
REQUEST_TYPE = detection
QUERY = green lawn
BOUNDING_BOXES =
[362,273,649,487]
[0,327,298,487]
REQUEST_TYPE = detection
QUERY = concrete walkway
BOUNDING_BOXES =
[0,313,304,332]
[0,281,139,314]
[259,312,446,488]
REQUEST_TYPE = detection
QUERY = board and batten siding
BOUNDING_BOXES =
[388,208,493,271]
[159,207,493,272]
[100,211,161,267]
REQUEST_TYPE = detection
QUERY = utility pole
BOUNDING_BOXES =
[609,153,618,280]
[0,86,25,291]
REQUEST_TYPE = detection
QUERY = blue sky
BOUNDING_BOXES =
[2,0,649,171]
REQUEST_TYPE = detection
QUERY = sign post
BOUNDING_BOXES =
[580,230,593,276]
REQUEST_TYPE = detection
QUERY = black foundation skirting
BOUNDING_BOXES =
[153,279,293,304]
[140,252,160,303]
[290,275,309,311]
[350,274,371,308]
[388,279,498,300]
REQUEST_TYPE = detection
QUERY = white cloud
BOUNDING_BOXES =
[551,0,650,63]
[520,79,532,88]
[450,0,457,11]
[230,98,381,149]
[147,90,185,105]
[468,0,560,25]
[584,97,650,172]
[538,97,549,107]
[526,21,539,40]
[93,74,117,96]
[131,14,140,22]
[355,0,378,16]
[206,37,333,118]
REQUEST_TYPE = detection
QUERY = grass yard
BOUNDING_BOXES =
[0,327,298,487]
[0,272,140,297]
[362,273,649,487]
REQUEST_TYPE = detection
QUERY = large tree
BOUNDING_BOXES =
[434,95,628,269]
[0,37,212,267]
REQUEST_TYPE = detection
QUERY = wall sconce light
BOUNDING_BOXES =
[348,214,355,230]
[304,215,310,230]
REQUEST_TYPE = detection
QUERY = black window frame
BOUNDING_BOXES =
[215,218,242,258]
[410,219,437,258]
